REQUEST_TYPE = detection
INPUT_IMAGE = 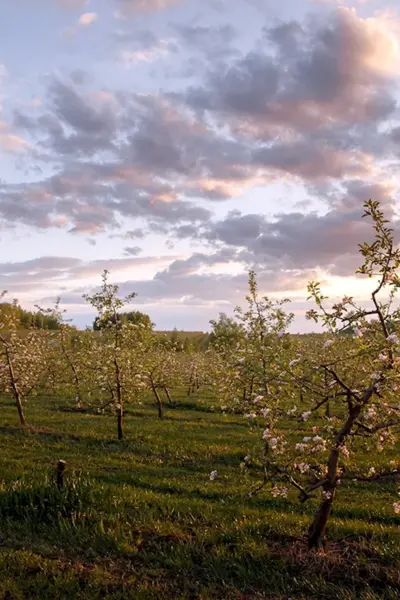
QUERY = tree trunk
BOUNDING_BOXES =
[308,393,372,549]
[152,386,163,419]
[325,401,330,419]
[308,490,334,549]
[5,346,27,426]
[164,386,173,405]
[117,405,124,440]
[249,377,254,398]
[15,394,26,426]
[262,360,270,395]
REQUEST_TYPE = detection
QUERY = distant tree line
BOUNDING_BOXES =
[92,310,153,331]
[0,302,60,330]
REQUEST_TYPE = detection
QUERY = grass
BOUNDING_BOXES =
[0,391,399,599]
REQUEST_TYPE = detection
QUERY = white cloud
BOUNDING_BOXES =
[78,12,98,26]
[120,39,175,66]
[0,122,31,153]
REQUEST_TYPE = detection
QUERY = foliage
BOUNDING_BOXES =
[0,301,60,330]
[234,200,400,548]
[0,295,48,425]
[93,310,153,331]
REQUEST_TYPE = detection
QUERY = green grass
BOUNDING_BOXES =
[0,392,399,599]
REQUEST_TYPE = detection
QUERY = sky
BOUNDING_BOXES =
[0,0,400,331]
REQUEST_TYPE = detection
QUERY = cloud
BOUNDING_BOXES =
[186,7,400,135]
[56,0,88,9]
[41,248,312,311]
[200,181,400,276]
[0,128,31,153]
[78,12,98,26]
[5,7,400,247]
[115,0,181,18]
[119,39,176,66]
[0,254,181,296]
[124,246,142,256]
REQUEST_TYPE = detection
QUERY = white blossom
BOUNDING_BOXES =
[209,470,218,481]
[341,446,350,458]
[262,428,270,440]
[323,340,334,349]
[301,411,311,422]
[295,443,308,452]
[387,333,399,345]
[297,462,310,474]
[269,437,278,449]
[364,407,376,421]
[272,486,288,498]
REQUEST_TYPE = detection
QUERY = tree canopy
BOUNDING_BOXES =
[0,302,60,330]
[92,310,153,331]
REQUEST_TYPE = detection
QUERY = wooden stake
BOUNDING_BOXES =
[56,460,66,490]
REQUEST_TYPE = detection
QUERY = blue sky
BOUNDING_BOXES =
[0,0,399,330]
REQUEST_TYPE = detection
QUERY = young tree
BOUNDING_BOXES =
[38,301,92,408]
[211,273,293,416]
[0,294,47,425]
[84,271,139,440]
[246,201,400,549]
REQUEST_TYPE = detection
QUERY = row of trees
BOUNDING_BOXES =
[0,301,60,330]
[0,277,197,434]
[208,201,400,548]
[0,200,399,549]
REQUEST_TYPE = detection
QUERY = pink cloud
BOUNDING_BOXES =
[78,12,98,26]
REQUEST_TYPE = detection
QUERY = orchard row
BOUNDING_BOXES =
[0,200,399,549]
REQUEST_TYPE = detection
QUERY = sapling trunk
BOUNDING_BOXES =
[164,386,173,405]
[15,393,26,426]
[308,489,335,549]
[325,401,330,419]
[117,405,124,440]
[152,385,163,419]
[308,397,367,549]
[249,377,254,398]
[5,346,27,426]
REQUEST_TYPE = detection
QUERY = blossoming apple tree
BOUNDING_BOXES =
[210,272,293,419]
[84,270,145,440]
[0,294,47,426]
[244,200,400,549]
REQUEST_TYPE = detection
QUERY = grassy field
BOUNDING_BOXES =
[0,391,399,600]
